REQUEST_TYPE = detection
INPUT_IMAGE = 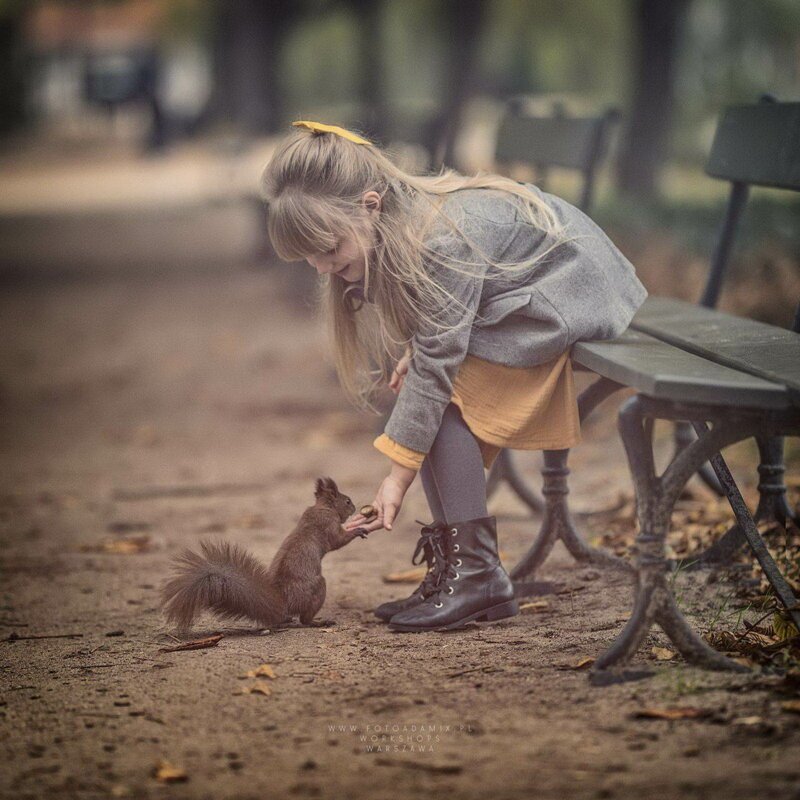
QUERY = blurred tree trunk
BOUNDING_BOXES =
[347,0,388,144]
[210,1,298,135]
[427,0,488,170]
[0,5,28,136]
[617,0,690,197]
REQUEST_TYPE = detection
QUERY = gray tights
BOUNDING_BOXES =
[419,402,489,525]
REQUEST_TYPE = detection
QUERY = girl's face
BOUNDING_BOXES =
[304,191,381,283]
[304,234,368,283]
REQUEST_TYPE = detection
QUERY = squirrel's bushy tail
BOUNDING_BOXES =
[161,540,285,629]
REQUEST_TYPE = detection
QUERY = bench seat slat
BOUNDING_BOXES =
[572,330,791,409]
[630,296,800,402]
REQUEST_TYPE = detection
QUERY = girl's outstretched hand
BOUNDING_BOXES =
[343,465,417,532]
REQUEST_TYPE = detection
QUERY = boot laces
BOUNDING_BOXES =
[411,520,448,594]
[428,531,462,605]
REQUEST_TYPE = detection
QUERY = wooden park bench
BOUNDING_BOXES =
[507,99,800,676]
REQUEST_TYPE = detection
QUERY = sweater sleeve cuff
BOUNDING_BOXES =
[373,433,426,470]
[382,384,452,453]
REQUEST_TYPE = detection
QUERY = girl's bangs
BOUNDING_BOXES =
[268,194,352,262]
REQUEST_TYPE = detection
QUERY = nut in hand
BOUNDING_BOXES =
[359,504,377,520]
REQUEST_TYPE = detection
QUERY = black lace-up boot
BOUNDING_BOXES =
[387,515,519,632]
[373,520,447,622]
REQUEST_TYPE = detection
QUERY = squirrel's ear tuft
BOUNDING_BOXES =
[314,477,338,499]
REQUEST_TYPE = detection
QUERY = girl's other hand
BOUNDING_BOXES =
[388,349,412,395]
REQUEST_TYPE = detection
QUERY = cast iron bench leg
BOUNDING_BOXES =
[486,374,632,515]
[673,420,725,495]
[510,377,634,590]
[593,396,750,673]
[486,449,545,513]
[510,448,633,588]
[688,434,799,567]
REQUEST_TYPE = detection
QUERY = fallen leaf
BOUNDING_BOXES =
[743,630,780,648]
[652,647,677,661]
[633,707,712,720]
[732,715,764,726]
[571,657,595,670]
[240,663,276,680]
[519,600,550,614]
[781,700,800,714]
[383,566,428,584]
[773,612,800,642]
[245,681,272,696]
[153,760,187,783]
[159,634,223,653]
[80,535,151,555]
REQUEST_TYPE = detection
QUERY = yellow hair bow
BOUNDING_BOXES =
[292,120,372,146]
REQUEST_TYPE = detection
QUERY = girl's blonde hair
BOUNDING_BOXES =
[260,126,565,414]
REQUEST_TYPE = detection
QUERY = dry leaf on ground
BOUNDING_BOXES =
[773,612,800,642]
[240,663,276,679]
[153,760,187,783]
[633,707,712,720]
[519,601,550,614]
[732,715,764,726]
[383,566,428,584]
[245,681,272,696]
[652,647,677,661]
[80,535,151,554]
[159,634,223,653]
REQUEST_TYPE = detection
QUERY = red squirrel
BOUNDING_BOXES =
[161,477,369,630]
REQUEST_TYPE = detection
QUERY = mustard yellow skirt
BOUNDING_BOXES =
[374,350,581,470]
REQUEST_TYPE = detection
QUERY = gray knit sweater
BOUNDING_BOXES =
[357,183,648,455]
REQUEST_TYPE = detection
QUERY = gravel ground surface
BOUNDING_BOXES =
[2,267,799,800]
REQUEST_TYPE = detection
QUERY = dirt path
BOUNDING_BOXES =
[2,268,798,800]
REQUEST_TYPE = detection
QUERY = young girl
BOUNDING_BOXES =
[261,119,647,633]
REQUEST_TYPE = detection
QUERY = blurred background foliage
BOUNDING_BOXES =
[0,0,797,322]
[3,0,798,171]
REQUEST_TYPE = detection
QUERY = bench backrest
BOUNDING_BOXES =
[701,97,800,313]
[494,102,619,213]
[706,101,800,190]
